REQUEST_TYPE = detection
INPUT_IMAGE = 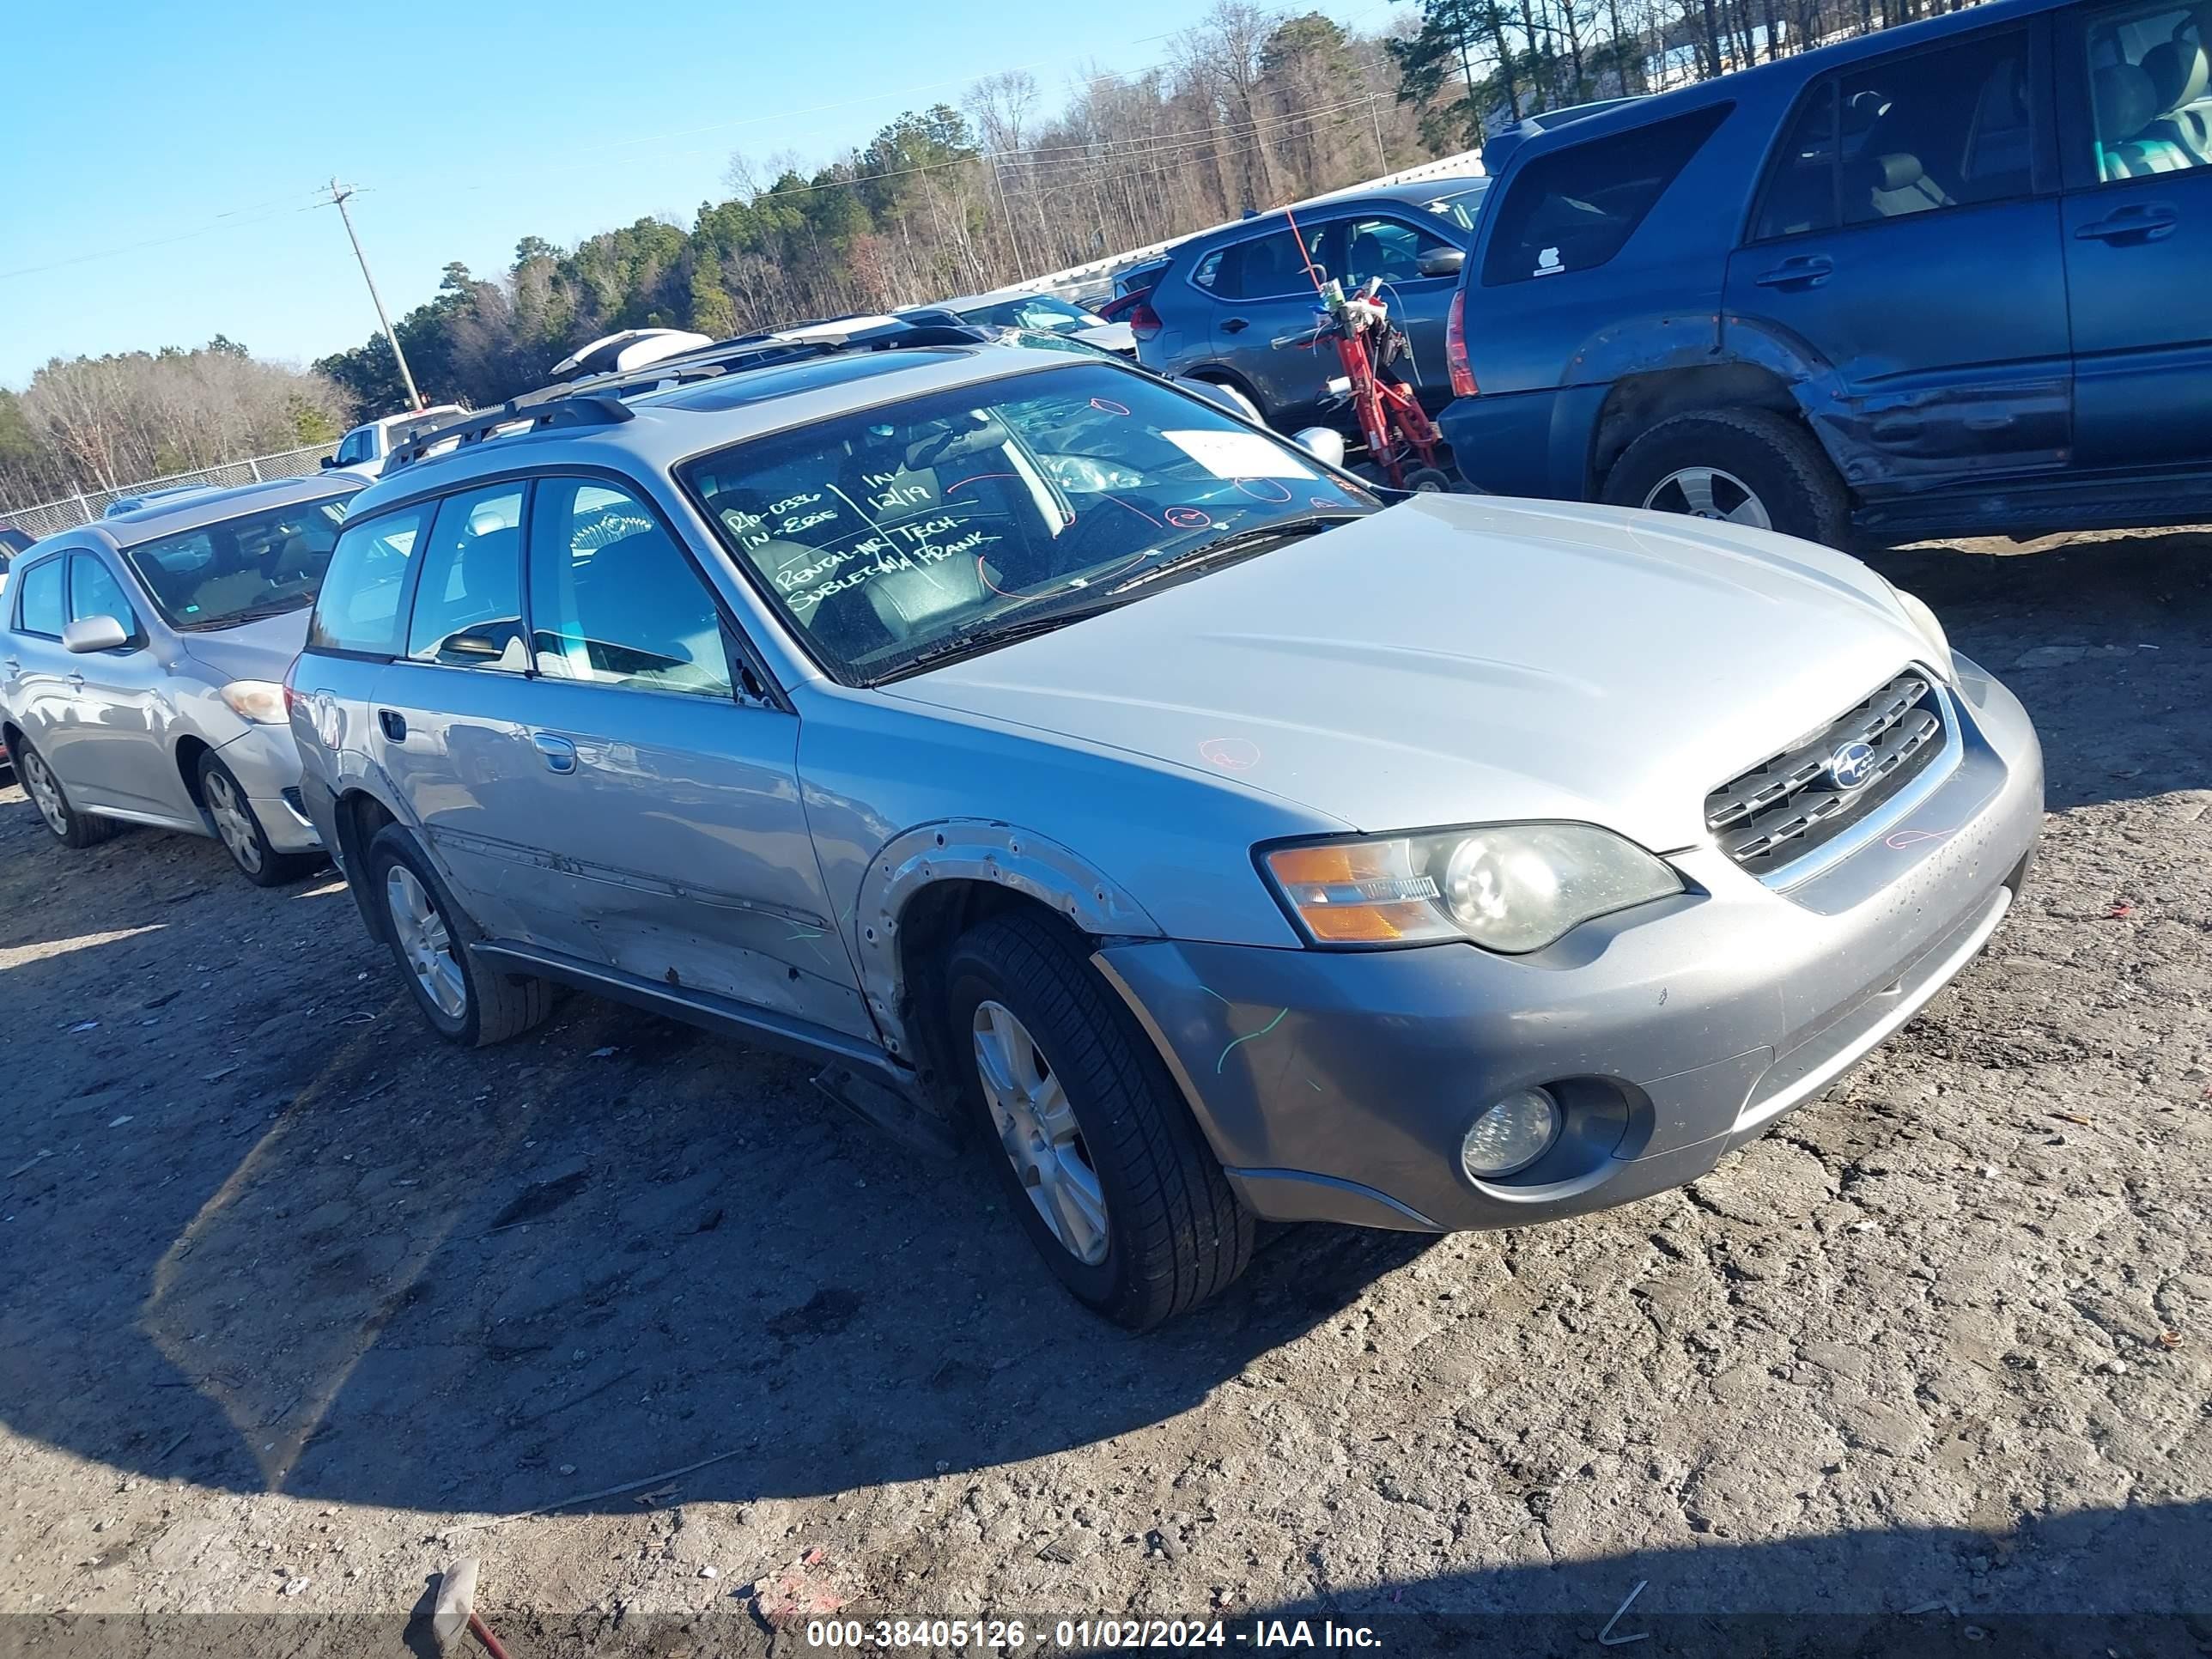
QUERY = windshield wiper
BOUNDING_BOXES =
[1106,514,1358,596]
[880,595,1134,680]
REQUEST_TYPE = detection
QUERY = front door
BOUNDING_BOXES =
[2058,0,2212,471]
[512,474,872,1041]
[1322,210,1468,409]
[58,550,182,819]
[1723,23,2073,494]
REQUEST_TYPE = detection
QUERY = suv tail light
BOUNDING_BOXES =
[1128,301,1163,343]
[1446,289,1478,398]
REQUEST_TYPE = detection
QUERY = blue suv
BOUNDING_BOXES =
[1437,0,2212,546]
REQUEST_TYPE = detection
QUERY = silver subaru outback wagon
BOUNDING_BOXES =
[289,334,2043,1329]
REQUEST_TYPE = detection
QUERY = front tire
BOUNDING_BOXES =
[15,738,118,850]
[943,911,1252,1329]
[197,751,315,886]
[1602,407,1850,548]
[365,823,553,1047]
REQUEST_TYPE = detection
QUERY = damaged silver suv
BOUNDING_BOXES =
[289,325,2043,1328]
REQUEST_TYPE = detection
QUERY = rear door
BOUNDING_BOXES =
[508,473,872,1039]
[2056,0,2212,471]
[365,481,548,939]
[58,549,184,818]
[1196,221,1334,422]
[1322,209,1470,409]
[1722,22,2073,491]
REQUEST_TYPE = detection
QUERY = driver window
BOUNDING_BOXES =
[1334,216,1454,286]
[68,554,140,641]
[527,477,735,699]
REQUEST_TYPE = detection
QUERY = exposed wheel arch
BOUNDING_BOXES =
[1182,368,1269,425]
[1590,364,1806,495]
[173,735,214,810]
[333,788,401,942]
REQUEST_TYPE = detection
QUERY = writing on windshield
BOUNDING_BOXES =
[679,362,1377,683]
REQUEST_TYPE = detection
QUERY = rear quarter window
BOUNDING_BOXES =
[1481,104,1731,285]
[307,505,429,656]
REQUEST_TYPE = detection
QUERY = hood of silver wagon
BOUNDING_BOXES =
[878,495,1933,853]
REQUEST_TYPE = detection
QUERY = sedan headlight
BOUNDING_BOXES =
[1889,586,1955,684]
[1261,823,1682,953]
[219,680,289,724]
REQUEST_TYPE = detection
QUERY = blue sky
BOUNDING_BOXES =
[0,0,1409,389]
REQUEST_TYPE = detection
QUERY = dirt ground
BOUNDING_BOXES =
[2,529,2209,1659]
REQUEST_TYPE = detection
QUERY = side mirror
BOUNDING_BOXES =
[1292,427,1348,470]
[319,455,337,470]
[1416,246,1467,278]
[64,615,130,654]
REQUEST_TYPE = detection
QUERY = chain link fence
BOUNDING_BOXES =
[0,443,335,542]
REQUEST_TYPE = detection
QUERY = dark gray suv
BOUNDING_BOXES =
[1131,178,1490,428]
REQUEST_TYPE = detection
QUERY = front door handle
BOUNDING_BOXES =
[377,708,407,742]
[1219,316,1250,333]
[532,732,578,775]
[2075,204,2178,243]
[1753,254,1833,288]
[66,672,86,689]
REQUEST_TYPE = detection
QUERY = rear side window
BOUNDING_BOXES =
[1210,224,1328,299]
[13,556,64,636]
[406,484,526,669]
[1482,105,1730,284]
[1752,31,2034,239]
[307,506,428,656]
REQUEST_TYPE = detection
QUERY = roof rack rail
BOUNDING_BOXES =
[385,394,634,473]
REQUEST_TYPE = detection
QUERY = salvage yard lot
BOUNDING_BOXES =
[2,530,2209,1655]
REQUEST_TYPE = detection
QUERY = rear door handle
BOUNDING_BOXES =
[1219,316,1250,333]
[66,672,86,689]
[1753,254,1833,288]
[377,708,407,742]
[532,732,578,775]
[2075,204,2177,243]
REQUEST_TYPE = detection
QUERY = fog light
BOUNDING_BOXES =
[1461,1087,1562,1179]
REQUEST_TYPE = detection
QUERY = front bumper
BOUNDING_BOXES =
[216,725,321,854]
[1096,655,2043,1232]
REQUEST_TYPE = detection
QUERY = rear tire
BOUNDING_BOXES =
[365,823,554,1047]
[196,751,316,887]
[1602,407,1850,548]
[1190,374,1267,427]
[15,738,118,850]
[943,910,1252,1330]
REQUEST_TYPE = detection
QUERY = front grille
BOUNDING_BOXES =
[1705,670,1947,878]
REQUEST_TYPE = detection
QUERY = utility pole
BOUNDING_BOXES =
[322,179,422,411]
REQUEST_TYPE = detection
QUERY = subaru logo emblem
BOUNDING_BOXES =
[1828,741,1876,791]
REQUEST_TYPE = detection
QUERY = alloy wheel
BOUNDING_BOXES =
[203,769,264,874]
[21,750,69,837]
[972,999,1109,1266]
[385,865,467,1020]
[1642,465,1773,529]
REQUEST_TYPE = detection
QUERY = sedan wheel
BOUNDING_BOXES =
[385,864,468,1021]
[1641,465,1773,529]
[203,767,264,876]
[972,998,1109,1266]
[21,748,69,838]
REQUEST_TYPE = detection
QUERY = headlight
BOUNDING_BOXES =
[1261,823,1682,953]
[1890,586,1955,684]
[219,680,289,723]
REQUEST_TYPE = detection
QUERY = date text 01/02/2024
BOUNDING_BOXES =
[801,1617,1382,1649]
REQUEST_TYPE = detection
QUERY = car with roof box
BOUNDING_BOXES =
[2,475,360,882]
[288,321,2040,1328]
[1437,0,2212,547]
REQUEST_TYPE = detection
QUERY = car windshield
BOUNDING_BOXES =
[1427,183,1492,232]
[679,361,1380,684]
[122,495,350,629]
[957,295,1096,333]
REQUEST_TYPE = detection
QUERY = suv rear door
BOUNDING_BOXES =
[2056,0,2212,471]
[1189,221,1333,421]
[1723,21,2070,491]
